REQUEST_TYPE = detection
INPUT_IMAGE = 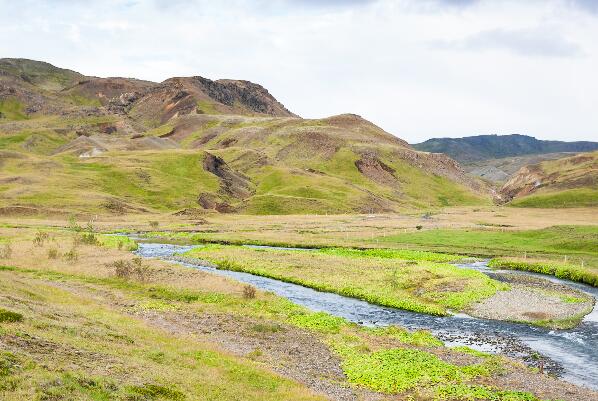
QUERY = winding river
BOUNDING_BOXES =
[135,242,598,390]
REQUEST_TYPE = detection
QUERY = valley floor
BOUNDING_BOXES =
[0,209,597,400]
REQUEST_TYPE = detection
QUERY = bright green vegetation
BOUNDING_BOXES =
[0,224,567,400]
[511,188,598,208]
[0,99,28,121]
[0,308,23,323]
[337,347,489,394]
[327,329,540,400]
[489,258,598,287]
[365,326,443,346]
[97,234,138,251]
[182,244,507,315]
[317,247,465,263]
[287,311,346,334]
[380,225,598,261]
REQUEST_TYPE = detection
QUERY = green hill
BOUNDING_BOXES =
[0,59,489,215]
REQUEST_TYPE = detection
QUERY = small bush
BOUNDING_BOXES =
[416,225,423,231]
[110,258,152,282]
[78,232,98,245]
[68,215,82,232]
[149,221,160,229]
[33,231,49,247]
[0,243,12,259]
[0,308,23,323]
[243,285,256,299]
[63,248,79,262]
[47,248,59,259]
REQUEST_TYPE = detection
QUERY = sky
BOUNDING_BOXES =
[1,0,597,143]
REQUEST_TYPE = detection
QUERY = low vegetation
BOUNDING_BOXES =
[182,244,507,315]
[0,225,587,400]
[489,258,598,287]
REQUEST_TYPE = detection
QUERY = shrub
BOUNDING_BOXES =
[0,308,23,323]
[0,243,12,259]
[110,258,151,282]
[242,285,256,299]
[63,248,79,262]
[416,225,423,231]
[47,248,59,259]
[68,215,82,232]
[149,221,160,229]
[33,231,49,247]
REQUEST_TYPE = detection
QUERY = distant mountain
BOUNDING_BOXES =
[413,134,598,164]
[0,58,489,215]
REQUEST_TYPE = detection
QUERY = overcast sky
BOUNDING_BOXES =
[1,0,597,143]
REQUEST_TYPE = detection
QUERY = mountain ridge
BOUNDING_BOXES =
[413,134,598,164]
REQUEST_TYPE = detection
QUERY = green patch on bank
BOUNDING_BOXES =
[489,258,598,287]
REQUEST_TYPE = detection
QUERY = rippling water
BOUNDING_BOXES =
[135,242,598,390]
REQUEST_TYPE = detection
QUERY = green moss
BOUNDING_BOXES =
[365,326,443,347]
[334,346,485,394]
[288,312,346,333]
[125,383,185,400]
[184,244,505,316]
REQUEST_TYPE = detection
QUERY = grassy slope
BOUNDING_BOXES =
[507,151,598,208]
[0,149,220,212]
[1,112,488,214]
[511,188,598,208]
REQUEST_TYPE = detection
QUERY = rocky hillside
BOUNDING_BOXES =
[0,58,489,215]
[500,151,598,208]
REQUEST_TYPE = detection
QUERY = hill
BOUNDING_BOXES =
[500,151,598,207]
[0,58,489,215]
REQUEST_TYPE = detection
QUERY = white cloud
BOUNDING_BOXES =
[0,0,597,142]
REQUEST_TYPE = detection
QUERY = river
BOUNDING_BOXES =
[135,242,598,390]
